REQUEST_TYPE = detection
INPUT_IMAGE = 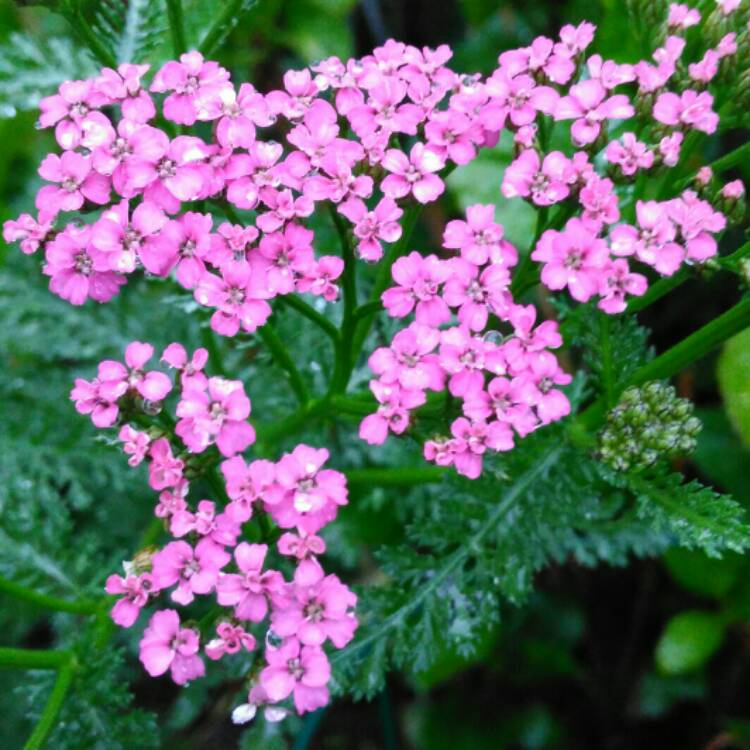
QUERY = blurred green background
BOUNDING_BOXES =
[2,0,750,748]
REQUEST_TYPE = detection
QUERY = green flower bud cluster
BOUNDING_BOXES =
[598,382,701,472]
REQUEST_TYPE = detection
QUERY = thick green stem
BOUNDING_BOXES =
[579,295,750,429]
[0,648,71,671]
[165,0,187,57]
[199,0,257,56]
[24,661,76,750]
[277,294,341,344]
[345,466,446,487]
[257,320,310,405]
[0,576,98,616]
[329,205,358,392]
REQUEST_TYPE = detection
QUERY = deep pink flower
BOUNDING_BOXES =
[151,52,231,125]
[38,79,109,150]
[668,191,725,263]
[105,570,154,627]
[266,68,320,120]
[221,455,277,522]
[462,377,538,436]
[449,417,514,479]
[36,151,110,216]
[531,219,610,302]
[170,499,241,548]
[205,622,257,661]
[381,251,452,325]
[381,143,445,204]
[2,212,53,254]
[95,63,155,122]
[442,259,511,331]
[272,574,357,648]
[653,90,719,134]
[217,542,285,621]
[70,377,119,427]
[598,259,648,314]
[148,438,185,491]
[579,175,620,232]
[359,381,426,445]
[368,322,443,391]
[443,204,513,266]
[516,351,572,424]
[118,424,151,467]
[151,538,230,605]
[96,341,172,403]
[605,133,654,176]
[44,227,125,305]
[257,223,315,296]
[139,609,205,685]
[161,343,209,389]
[502,149,573,206]
[555,79,634,145]
[485,71,559,128]
[438,326,506,397]
[176,376,256,457]
[260,639,331,714]
[338,196,403,262]
[198,82,271,148]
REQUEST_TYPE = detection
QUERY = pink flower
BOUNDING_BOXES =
[579,175,620,231]
[297,255,344,301]
[438,326,506,397]
[443,204,516,267]
[555,79,634,145]
[668,191,725,263]
[95,63,155,122]
[70,377,119,427]
[151,51,231,125]
[586,55,635,89]
[502,149,573,206]
[598,259,648,314]
[36,151,110,216]
[381,143,445,203]
[2,212,53,254]
[449,417,514,479]
[176,376,256,457]
[155,480,189,518]
[272,574,357,648]
[338,196,403,262]
[260,639,331,714]
[195,261,272,336]
[44,227,125,305]
[105,570,154,627]
[91,199,167,273]
[257,223,315,296]
[170,499,240,548]
[517,351,572,424]
[442,259,512,331]
[266,68,320,120]
[485,71,559,127]
[118,425,151,466]
[148,438,185,491]
[266,445,348,533]
[668,3,701,29]
[140,211,213,288]
[381,251,452,325]
[605,133,653,176]
[161,343,209,389]
[531,219,610,302]
[653,90,719,134]
[659,132,684,167]
[38,79,109,150]
[554,21,596,58]
[221,455,277,522]
[151,538,230,605]
[462,377,538,436]
[205,622,256,660]
[359,381,426,445]
[716,0,741,15]
[257,188,314,233]
[198,83,271,148]
[368,322,443,391]
[216,542,284,621]
[139,609,205,685]
[96,341,172,402]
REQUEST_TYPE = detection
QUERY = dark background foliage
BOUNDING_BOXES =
[2,0,750,748]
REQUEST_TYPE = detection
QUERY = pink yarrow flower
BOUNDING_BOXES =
[381,143,445,203]
[139,609,205,685]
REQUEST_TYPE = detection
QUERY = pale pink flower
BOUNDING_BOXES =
[442,260,512,331]
[502,149,573,206]
[148,438,185,491]
[653,90,719,134]
[266,68,320,119]
[668,3,701,29]
[139,609,205,685]
[586,55,635,89]
[221,455,277,522]
[554,22,596,58]
[605,133,654,176]
[36,151,110,216]
[598,259,648,314]
[668,191,726,262]
[3,212,53,254]
[359,381,426,445]
[338,196,403,262]
[118,424,151,466]
[70,377,119,427]
[96,341,172,403]
[368,322,443,391]
[170,499,240,548]
[579,176,620,231]
[443,204,516,267]
[659,132,684,167]
[38,79,109,150]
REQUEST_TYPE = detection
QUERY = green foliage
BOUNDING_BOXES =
[654,610,727,675]
[88,0,167,64]
[717,328,750,448]
[0,32,96,119]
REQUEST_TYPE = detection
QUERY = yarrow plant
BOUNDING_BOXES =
[5,0,750,741]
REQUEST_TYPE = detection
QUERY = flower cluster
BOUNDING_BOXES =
[598,381,702,472]
[76,341,356,718]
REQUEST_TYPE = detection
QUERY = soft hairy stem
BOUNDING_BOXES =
[24,660,77,750]
[0,576,99,616]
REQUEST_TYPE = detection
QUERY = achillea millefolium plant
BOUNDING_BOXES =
[3,0,750,746]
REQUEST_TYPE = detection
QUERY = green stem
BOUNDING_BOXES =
[254,398,328,446]
[199,0,257,56]
[277,294,341,344]
[0,648,70,670]
[709,141,750,174]
[329,205,358,392]
[0,577,98,616]
[510,206,548,297]
[24,661,76,750]
[210,198,243,226]
[165,0,187,56]
[257,321,310,405]
[345,466,446,487]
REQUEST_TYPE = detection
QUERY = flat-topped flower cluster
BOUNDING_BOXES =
[5,0,747,722]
